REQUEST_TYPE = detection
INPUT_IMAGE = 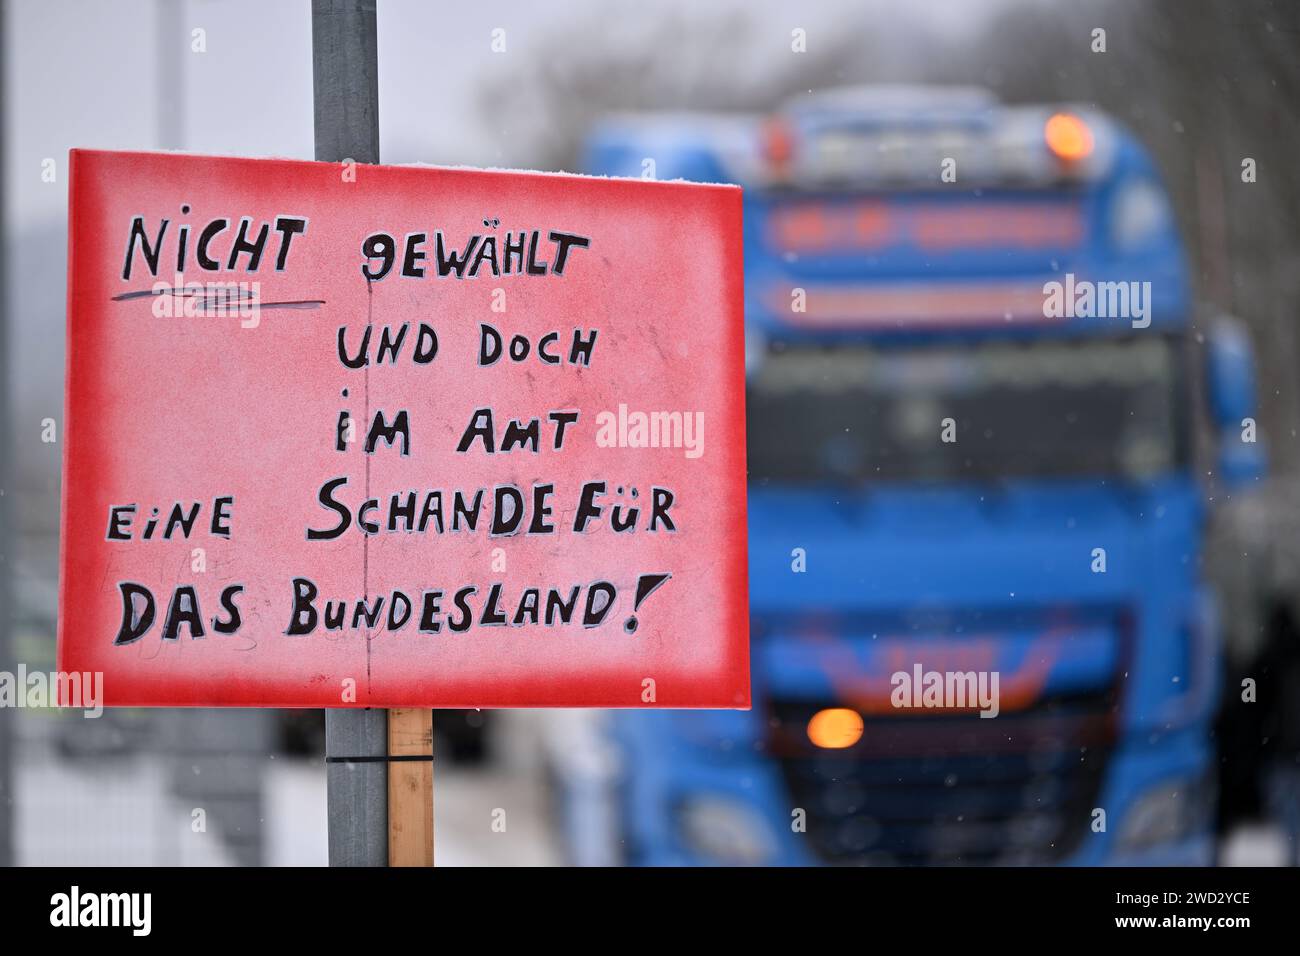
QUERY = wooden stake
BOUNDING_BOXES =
[387,709,434,866]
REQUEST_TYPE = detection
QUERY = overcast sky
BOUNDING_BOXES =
[4,0,1010,232]
[1,0,1009,451]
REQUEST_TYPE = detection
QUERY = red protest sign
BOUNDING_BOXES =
[58,149,749,709]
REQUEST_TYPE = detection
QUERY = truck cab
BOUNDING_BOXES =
[554,86,1261,865]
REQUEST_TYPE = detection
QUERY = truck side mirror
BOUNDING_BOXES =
[1206,318,1265,490]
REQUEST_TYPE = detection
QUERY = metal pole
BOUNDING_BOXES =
[312,0,380,166]
[155,0,185,150]
[0,1,13,868]
[312,0,387,867]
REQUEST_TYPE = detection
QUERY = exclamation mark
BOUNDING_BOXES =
[624,573,672,633]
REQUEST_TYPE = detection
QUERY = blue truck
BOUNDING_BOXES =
[548,86,1263,865]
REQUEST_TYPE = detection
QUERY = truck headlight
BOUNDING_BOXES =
[1118,777,1209,850]
[676,796,776,865]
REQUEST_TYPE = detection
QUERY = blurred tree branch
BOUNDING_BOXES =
[481,0,1300,468]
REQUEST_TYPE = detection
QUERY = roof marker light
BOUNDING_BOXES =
[762,116,795,170]
[1044,112,1094,162]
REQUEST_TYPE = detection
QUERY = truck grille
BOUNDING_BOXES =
[769,689,1118,865]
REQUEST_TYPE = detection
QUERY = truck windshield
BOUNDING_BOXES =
[747,334,1188,485]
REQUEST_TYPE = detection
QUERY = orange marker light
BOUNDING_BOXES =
[762,117,795,169]
[1044,113,1094,162]
[807,707,864,749]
